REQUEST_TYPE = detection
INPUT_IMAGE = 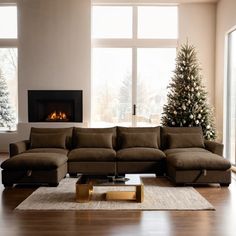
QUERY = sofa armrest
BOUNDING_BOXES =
[204,140,224,156]
[9,140,30,157]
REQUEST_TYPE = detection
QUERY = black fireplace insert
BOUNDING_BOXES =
[28,90,83,122]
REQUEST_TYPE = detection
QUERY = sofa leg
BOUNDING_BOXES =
[3,184,13,188]
[69,173,78,178]
[220,183,230,187]
[48,183,59,187]
[155,173,165,177]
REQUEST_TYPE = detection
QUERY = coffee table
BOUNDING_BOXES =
[75,174,144,203]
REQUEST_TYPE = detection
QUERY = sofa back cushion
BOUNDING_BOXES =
[30,127,73,149]
[121,132,158,149]
[161,126,204,150]
[117,126,160,149]
[30,133,66,149]
[75,133,113,148]
[73,127,117,149]
[167,133,205,149]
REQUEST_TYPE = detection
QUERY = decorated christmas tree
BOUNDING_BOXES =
[161,42,216,140]
[0,69,16,130]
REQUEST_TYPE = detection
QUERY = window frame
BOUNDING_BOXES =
[91,3,178,127]
[0,3,18,131]
[224,26,236,164]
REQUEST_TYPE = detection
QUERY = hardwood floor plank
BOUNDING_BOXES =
[1,155,236,236]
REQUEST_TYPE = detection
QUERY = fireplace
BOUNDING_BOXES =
[28,90,83,122]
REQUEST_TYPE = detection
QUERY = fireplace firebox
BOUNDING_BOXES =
[28,90,83,122]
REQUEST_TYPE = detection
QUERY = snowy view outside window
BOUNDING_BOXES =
[92,48,132,126]
[92,5,177,127]
[0,6,17,131]
[137,48,176,126]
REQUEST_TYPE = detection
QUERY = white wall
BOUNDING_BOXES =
[18,0,91,124]
[0,0,217,151]
[215,0,236,142]
[0,0,91,151]
[179,3,216,105]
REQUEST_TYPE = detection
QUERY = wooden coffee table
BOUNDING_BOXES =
[75,175,144,203]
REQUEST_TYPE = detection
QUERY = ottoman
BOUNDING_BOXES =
[1,152,68,187]
[164,148,231,186]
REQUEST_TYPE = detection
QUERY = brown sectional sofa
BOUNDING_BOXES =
[0,126,231,187]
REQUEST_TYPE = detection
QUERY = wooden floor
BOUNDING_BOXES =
[1,155,236,236]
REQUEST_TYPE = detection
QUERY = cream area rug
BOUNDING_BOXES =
[15,177,214,211]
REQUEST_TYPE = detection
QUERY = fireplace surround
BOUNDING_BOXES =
[28,90,83,122]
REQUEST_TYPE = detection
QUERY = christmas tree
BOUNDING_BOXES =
[161,43,216,140]
[0,68,16,130]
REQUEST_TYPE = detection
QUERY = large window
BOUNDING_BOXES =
[0,5,17,131]
[92,5,177,127]
[225,29,236,164]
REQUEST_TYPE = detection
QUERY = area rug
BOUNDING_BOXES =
[15,177,214,211]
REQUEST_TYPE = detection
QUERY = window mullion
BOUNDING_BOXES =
[132,6,138,127]
[133,5,137,40]
[0,39,18,47]
[92,39,177,48]
[132,46,137,127]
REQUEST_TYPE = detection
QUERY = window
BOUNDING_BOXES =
[137,48,176,126]
[92,4,177,127]
[0,5,17,131]
[225,29,236,164]
[92,48,132,126]
[138,6,178,39]
[92,6,132,38]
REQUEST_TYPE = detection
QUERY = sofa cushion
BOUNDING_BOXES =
[73,127,117,149]
[164,148,209,155]
[121,132,158,149]
[30,133,66,149]
[1,153,68,171]
[167,133,205,149]
[26,148,69,155]
[117,126,160,149]
[75,133,113,148]
[161,126,203,150]
[164,149,231,170]
[30,127,73,149]
[68,148,116,162]
[117,148,165,161]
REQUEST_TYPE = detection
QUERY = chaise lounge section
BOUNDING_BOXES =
[162,127,231,186]
[1,127,73,187]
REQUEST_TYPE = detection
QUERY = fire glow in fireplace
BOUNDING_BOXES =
[47,111,68,121]
[28,90,83,122]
